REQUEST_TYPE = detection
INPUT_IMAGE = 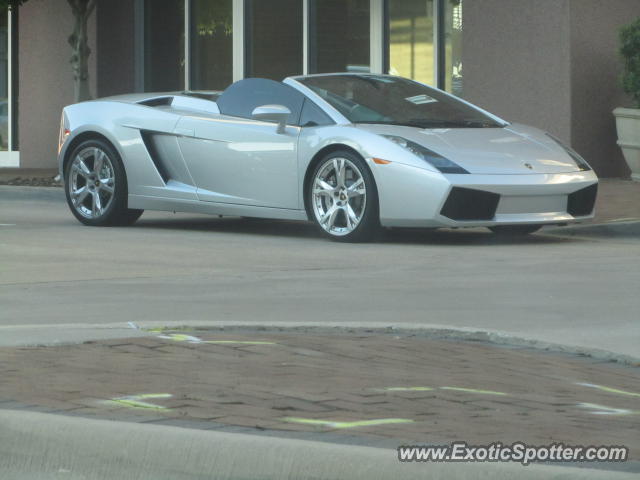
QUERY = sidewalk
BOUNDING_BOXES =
[1,330,638,467]
[4,409,631,480]
[0,168,58,187]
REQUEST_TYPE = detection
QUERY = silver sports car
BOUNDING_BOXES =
[58,73,598,241]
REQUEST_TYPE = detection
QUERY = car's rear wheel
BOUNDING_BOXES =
[489,225,542,236]
[309,150,379,242]
[64,138,143,226]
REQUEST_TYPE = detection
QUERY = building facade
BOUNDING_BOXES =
[3,0,639,178]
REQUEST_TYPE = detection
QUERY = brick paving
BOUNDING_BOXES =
[0,331,638,458]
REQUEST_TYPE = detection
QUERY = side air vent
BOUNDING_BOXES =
[567,183,598,217]
[140,130,170,183]
[440,187,500,221]
[138,96,173,107]
[139,131,195,187]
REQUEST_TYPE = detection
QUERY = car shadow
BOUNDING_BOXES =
[136,215,320,239]
[378,227,576,246]
[133,214,579,246]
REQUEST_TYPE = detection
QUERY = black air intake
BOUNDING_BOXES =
[140,130,170,184]
[567,184,598,217]
[440,187,500,221]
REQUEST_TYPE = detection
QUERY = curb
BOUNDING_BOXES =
[0,409,635,480]
[136,320,640,366]
[0,185,64,201]
[1,321,638,366]
[544,220,640,239]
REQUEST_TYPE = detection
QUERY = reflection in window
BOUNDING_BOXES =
[0,12,7,151]
[445,0,463,96]
[246,0,303,80]
[144,0,184,91]
[217,78,305,124]
[190,0,233,91]
[309,0,370,74]
[387,0,435,86]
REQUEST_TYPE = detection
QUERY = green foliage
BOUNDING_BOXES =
[194,1,232,37]
[0,0,27,12]
[620,17,640,108]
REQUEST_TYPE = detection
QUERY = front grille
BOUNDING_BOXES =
[567,184,598,217]
[440,187,500,221]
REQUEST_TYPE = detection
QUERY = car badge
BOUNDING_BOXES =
[524,163,533,170]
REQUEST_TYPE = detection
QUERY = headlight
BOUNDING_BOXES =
[382,135,469,174]
[545,133,591,171]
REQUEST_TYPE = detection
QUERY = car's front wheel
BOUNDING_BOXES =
[309,150,379,242]
[489,225,542,236]
[64,138,143,226]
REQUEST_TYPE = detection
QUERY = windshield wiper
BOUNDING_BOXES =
[408,119,498,128]
[356,119,500,129]
[356,121,431,128]
[459,120,499,128]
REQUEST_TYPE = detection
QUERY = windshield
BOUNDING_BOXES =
[298,74,503,129]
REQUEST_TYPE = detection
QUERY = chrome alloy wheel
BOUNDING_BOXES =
[312,157,367,236]
[68,147,116,219]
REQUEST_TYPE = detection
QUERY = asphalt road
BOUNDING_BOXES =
[1,186,638,358]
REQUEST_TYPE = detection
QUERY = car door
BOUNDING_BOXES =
[175,78,304,210]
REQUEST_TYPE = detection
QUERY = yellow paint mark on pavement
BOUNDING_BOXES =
[158,334,203,343]
[577,403,638,416]
[439,386,507,396]
[157,333,275,345]
[607,217,639,223]
[204,340,276,345]
[576,383,640,398]
[383,386,507,396]
[108,393,172,411]
[282,417,413,429]
[384,387,434,392]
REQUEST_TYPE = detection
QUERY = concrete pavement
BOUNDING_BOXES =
[1,186,639,359]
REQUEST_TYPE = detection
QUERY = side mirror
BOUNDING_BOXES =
[251,104,291,134]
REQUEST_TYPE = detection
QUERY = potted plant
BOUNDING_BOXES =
[614,17,640,181]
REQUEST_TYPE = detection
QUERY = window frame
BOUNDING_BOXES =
[0,7,19,166]
[136,0,455,94]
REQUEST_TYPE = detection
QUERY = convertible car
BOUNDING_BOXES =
[57,73,598,241]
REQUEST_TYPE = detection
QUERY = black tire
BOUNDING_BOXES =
[489,224,542,236]
[64,138,143,226]
[308,150,379,242]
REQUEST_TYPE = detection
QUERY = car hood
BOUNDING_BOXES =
[355,123,581,175]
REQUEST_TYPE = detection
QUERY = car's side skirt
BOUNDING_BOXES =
[128,194,308,221]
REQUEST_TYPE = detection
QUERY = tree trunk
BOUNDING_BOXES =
[67,0,96,102]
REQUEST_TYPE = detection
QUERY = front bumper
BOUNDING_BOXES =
[374,162,598,228]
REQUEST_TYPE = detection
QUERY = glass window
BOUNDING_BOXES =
[144,0,185,91]
[387,0,435,86]
[245,0,303,81]
[309,0,370,74]
[299,74,500,127]
[190,0,233,91]
[445,0,463,95]
[216,78,305,125]
[299,99,334,127]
